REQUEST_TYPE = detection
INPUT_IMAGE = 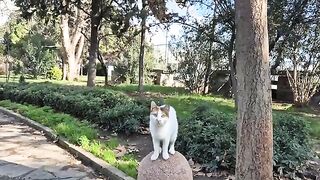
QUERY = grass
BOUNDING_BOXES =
[0,75,187,95]
[0,100,138,178]
[109,84,187,95]
[165,95,235,119]
[165,95,320,139]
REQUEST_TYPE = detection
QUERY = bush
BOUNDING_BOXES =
[19,75,26,84]
[47,66,62,80]
[177,103,236,171]
[0,82,149,134]
[273,114,313,174]
[177,104,313,174]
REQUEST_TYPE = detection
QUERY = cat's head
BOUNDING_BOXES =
[150,101,170,126]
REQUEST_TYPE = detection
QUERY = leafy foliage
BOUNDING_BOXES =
[177,104,313,174]
[47,66,63,80]
[0,82,149,134]
[273,114,313,174]
[4,18,58,78]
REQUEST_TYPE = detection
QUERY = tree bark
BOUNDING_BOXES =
[203,42,213,95]
[228,29,237,104]
[235,0,273,179]
[87,0,101,87]
[60,11,84,81]
[75,34,85,80]
[138,0,147,93]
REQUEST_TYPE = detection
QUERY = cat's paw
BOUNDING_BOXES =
[151,153,159,161]
[162,152,169,160]
[169,148,175,155]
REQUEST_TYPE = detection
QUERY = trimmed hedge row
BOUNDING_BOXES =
[0,82,149,134]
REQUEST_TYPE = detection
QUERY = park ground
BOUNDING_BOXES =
[0,75,320,179]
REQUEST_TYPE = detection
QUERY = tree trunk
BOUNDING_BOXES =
[60,12,84,82]
[235,0,273,179]
[138,0,147,93]
[75,35,85,80]
[203,42,213,95]
[105,65,109,86]
[228,29,237,104]
[67,58,77,81]
[62,63,67,80]
[87,0,101,87]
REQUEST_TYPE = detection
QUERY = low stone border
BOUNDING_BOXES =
[0,107,135,180]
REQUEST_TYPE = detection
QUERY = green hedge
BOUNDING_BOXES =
[177,103,313,175]
[0,82,149,134]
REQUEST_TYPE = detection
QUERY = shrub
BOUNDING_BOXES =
[177,104,313,174]
[48,66,62,80]
[99,102,148,134]
[177,103,236,171]
[273,114,313,174]
[0,82,149,134]
[19,75,26,84]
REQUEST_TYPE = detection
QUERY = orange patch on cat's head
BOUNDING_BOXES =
[151,101,170,118]
[160,105,170,117]
[150,101,159,112]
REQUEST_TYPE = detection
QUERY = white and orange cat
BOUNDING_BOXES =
[149,101,178,160]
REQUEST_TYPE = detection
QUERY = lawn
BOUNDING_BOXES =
[165,94,320,139]
[0,75,187,95]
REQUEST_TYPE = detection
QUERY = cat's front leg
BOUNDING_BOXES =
[169,134,177,155]
[151,138,161,161]
[162,139,170,160]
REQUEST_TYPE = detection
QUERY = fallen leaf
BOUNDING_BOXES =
[115,145,127,157]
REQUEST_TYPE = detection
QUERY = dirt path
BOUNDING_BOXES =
[0,112,105,180]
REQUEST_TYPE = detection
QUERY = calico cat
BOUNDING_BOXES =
[149,101,178,160]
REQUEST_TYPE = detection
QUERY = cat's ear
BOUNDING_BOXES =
[161,105,170,116]
[150,101,157,110]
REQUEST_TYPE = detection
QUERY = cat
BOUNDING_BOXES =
[149,101,178,160]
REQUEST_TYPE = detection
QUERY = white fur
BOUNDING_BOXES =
[149,103,178,160]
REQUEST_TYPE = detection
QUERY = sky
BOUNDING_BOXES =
[147,0,207,64]
[0,0,17,25]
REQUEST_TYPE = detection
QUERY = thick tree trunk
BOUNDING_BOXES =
[87,0,101,87]
[60,12,84,82]
[235,0,273,179]
[67,58,77,81]
[62,63,67,80]
[138,0,147,93]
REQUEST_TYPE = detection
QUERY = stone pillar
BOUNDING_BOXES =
[138,152,193,180]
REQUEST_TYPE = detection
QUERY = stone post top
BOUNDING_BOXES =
[138,151,193,180]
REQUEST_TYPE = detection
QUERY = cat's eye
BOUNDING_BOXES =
[161,115,166,118]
